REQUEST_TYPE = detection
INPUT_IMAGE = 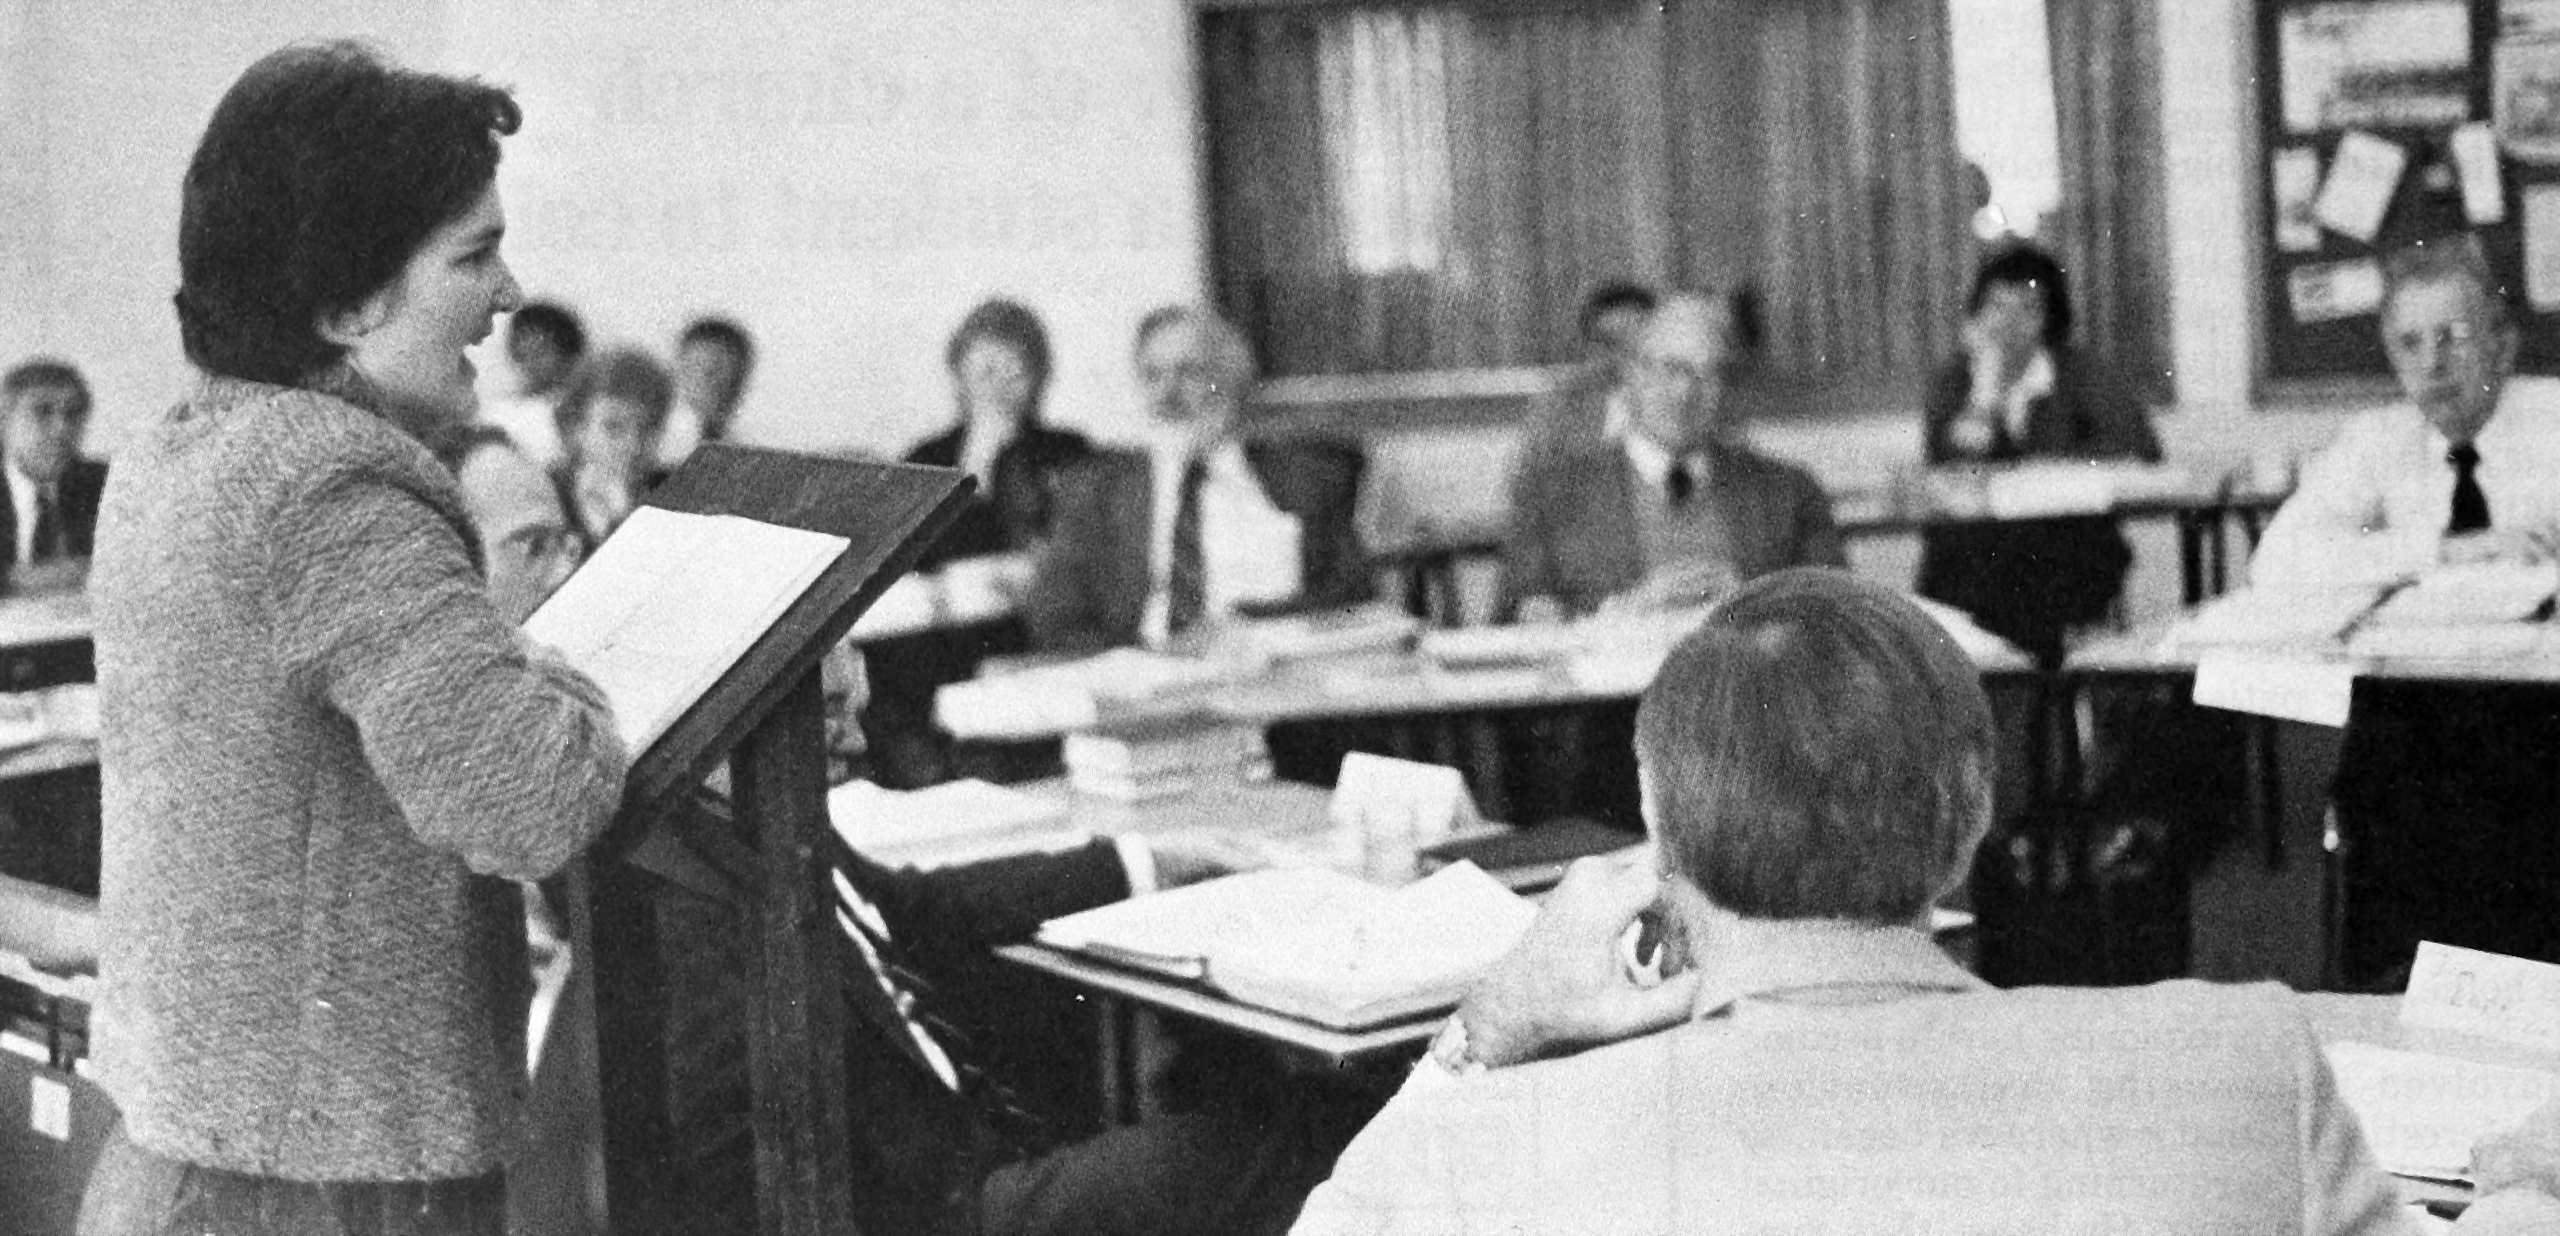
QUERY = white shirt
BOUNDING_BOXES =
[1139,438,1300,646]
[477,389,566,470]
[6,455,46,564]
[656,404,705,470]
[1620,431,1708,500]
[2253,375,2560,587]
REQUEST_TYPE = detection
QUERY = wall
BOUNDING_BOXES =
[0,0,1203,459]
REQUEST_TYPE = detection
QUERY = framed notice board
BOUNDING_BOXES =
[2256,0,2560,386]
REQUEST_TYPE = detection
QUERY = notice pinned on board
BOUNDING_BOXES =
[2314,130,2408,242]
[2192,650,2359,727]
[2274,147,2325,251]
[2526,184,2560,309]
[2450,122,2507,224]
[2403,940,2560,1053]
[2288,259,2387,323]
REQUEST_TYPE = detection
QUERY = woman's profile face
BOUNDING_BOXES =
[955,338,1036,429]
[335,184,523,427]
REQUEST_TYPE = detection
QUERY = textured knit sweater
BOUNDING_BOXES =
[88,375,628,1181]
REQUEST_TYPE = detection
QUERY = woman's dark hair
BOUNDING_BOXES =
[175,42,520,386]
[944,298,1054,420]
[1966,243,2074,348]
[678,316,755,371]
[1577,281,1658,343]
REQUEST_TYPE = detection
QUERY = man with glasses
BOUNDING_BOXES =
[2253,238,2560,985]
[2255,239,2560,583]
[1499,290,1843,623]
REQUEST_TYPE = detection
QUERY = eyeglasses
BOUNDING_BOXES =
[1631,354,1720,385]
[2386,320,2493,357]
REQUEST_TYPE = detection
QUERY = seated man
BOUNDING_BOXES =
[2,357,108,571]
[660,314,755,469]
[1023,305,1370,653]
[2254,237,2560,982]
[1499,290,1842,621]
[475,299,585,470]
[442,425,1377,1233]
[1296,568,2560,1234]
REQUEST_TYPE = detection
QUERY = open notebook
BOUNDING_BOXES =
[1036,863,1537,1030]
[523,506,848,758]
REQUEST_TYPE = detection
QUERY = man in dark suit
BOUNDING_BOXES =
[1023,305,1371,654]
[1,358,107,570]
[1498,291,1842,621]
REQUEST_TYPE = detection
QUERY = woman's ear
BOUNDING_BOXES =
[315,285,398,347]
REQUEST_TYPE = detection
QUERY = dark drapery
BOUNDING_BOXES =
[2044,0,2174,403]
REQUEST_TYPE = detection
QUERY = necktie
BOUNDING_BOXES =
[28,486,62,562]
[1166,457,1208,636]
[1666,458,1695,508]
[2447,443,2491,534]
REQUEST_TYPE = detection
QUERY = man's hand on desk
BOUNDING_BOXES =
[2437,527,2560,568]
[1449,850,1699,1071]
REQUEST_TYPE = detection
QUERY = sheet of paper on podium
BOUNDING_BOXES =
[2325,1042,2555,1182]
[524,505,848,758]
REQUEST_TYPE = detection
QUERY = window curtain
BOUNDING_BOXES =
[1736,0,1970,385]
[1201,2,1654,376]
[2044,0,2172,403]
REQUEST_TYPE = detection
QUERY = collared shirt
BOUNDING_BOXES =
[655,404,705,470]
[1138,438,1299,646]
[1620,431,1708,503]
[2253,375,2560,587]
[6,456,45,564]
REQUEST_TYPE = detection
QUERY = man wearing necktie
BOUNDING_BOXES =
[1,358,108,575]
[1499,291,1844,622]
[2254,237,2560,985]
[1024,305,1371,654]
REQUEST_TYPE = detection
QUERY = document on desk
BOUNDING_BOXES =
[2325,1042,2557,1182]
[829,778,1092,870]
[2192,650,2360,727]
[1036,863,1537,1030]
[525,506,849,757]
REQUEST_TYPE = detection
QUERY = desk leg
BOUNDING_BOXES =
[2178,513,2208,606]
[1091,995,1140,1128]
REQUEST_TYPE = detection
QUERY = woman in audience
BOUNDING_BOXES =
[552,345,673,543]
[865,298,1096,786]
[1916,244,2160,664]
[80,42,625,1236]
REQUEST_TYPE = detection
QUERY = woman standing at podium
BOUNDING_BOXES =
[78,44,627,1236]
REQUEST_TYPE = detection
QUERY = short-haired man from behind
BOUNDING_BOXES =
[1294,569,2560,1235]
[661,314,754,469]
[1,358,107,574]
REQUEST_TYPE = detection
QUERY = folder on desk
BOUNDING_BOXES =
[1036,864,1536,1029]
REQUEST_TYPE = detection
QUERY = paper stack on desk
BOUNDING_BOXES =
[1036,863,1537,1029]
[2159,585,2389,654]
[828,778,1093,870]
[935,649,1244,740]
[1063,712,1269,801]
[2348,563,2560,660]
[1228,604,1421,665]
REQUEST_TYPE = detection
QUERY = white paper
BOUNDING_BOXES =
[2275,147,2325,251]
[2326,1042,2557,1180]
[2315,131,2409,242]
[1331,752,1481,842]
[2192,651,2360,727]
[2290,259,2388,323]
[524,506,848,757]
[2403,941,2560,1052]
[2497,34,2560,164]
[2526,185,2560,309]
[2282,2,2474,133]
[2507,0,2560,40]
[2366,563,2559,627]
[2451,122,2508,223]
[828,778,1087,870]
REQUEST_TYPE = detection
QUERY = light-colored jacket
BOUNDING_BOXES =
[89,375,626,1180]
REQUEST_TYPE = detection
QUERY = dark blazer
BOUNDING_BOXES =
[0,457,107,566]
[902,423,1096,571]
[1915,349,2161,660]
[1499,435,1845,618]
[657,800,1132,1235]
[1022,439,1373,653]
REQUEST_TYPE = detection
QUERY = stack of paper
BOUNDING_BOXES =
[1036,863,1537,1029]
[525,506,849,757]
[1981,462,2120,518]
[2324,1042,2557,1182]
[827,778,1092,870]
[2159,585,2388,655]
[0,684,97,755]
[1228,604,1421,665]
[935,649,1245,740]
[1063,713,1269,801]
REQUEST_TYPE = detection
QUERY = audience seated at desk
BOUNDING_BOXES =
[1023,304,1371,654]
[657,313,754,469]
[550,346,674,544]
[867,298,1096,786]
[2,358,107,575]
[1497,289,1843,622]
[1295,570,2560,1235]
[473,298,584,470]
[2253,237,2560,985]
[1915,244,2161,665]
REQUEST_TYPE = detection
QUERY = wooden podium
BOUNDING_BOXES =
[571,445,970,1236]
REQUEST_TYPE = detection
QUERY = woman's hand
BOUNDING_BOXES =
[1451,850,1701,1069]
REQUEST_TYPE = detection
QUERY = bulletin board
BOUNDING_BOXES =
[2256,0,2560,384]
